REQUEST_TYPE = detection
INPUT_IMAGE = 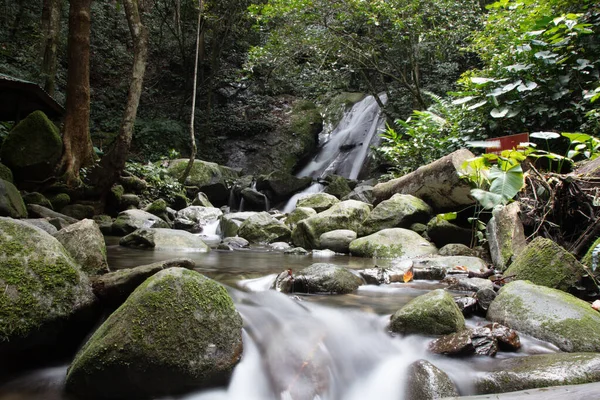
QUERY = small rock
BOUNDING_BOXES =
[455,296,478,316]
[405,360,458,400]
[222,237,249,249]
[284,247,309,255]
[476,288,497,313]
[485,322,521,351]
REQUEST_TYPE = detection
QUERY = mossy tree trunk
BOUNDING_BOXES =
[41,0,62,97]
[89,0,149,195]
[60,0,94,186]
[179,0,203,184]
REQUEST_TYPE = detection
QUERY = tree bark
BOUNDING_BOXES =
[179,0,203,184]
[90,0,149,194]
[60,0,94,186]
[41,0,62,97]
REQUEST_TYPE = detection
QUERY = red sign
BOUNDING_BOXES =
[486,133,530,154]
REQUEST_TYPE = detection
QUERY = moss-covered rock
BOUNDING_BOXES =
[504,237,586,292]
[119,176,148,194]
[475,352,600,394]
[405,360,458,400]
[0,179,27,218]
[65,268,243,399]
[119,228,210,252]
[220,212,255,237]
[272,263,363,294]
[0,111,62,182]
[91,258,195,308]
[23,218,58,235]
[21,192,53,209]
[342,184,374,204]
[285,206,317,228]
[54,219,109,276]
[27,204,77,226]
[581,237,600,269]
[390,289,465,335]
[360,193,432,236]
[237,212,292,244]
[323,175,352,199]
[296,193,340,213]
[292,200,371,249]
[166,159,239,206]
[256,171,313,202]
[0,162,13,183]
[111,209,170,236]
[120,193,141,209]
[486,202,527,271]
[191,192,213,207]
[49,193,71,212]
[0,217,97,373]
[349,228,438,259]
[60,204,95,220]
[487,280,600,352]
[319,229,357,253]
[144,198,169,221]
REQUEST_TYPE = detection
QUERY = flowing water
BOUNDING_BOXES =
[0,241,559,400]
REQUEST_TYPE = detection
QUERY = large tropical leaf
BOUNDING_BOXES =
[489,163,524,202]
[470,189,505,209]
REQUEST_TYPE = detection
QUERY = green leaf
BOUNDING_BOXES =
[490,107,509,118]
[437,212,457,221]
[471,189,506,209]
[562,132,591,144]
[488,163,524,202]
[467,100,488,110]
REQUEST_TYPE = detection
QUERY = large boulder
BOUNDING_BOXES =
[0,110,62,182]
[272,263,363,294]
[21,192,53,209]
[322,175,352,199]
[504,237,587,292]
[319,229,357,253]
[0,179,27,218]
[360,193,432,236]
[349,228,437,259]
[372,149,475,211]
[119,228,211,252]
[486,202,527,271]
[0,162,13,183]
[91,258,195,308]
[165,159,240,206]
[285,206,317,228]
[220,212,256,237]
[65,268,243,399]
[111,209,170,236]
[426,218,473,248]
[389,289,465,335]
[296,193,340,213]
[27,204,77,225]
[256,171,313,202]
[342,184,374,204]
[0,217,97,373]
[405,360,458,400]
[237,212,292,244]
[240,187,270,211]
[22,218,58,235]
[476,353,600,394]
[292,200,371,249]
[487,280,600,352]
[176,206,223,227]
[54,219,109,276]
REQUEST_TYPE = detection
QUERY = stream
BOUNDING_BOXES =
[0,240,560,400]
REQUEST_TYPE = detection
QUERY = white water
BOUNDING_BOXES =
[297,94,387,180]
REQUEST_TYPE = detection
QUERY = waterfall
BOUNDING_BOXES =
[282,94,386,212]
[297,94,387,180]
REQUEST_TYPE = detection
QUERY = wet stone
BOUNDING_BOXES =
[476,288,497,313]
[454,296,478,316]
[485,323,521,351]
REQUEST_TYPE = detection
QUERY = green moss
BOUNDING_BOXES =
[0,218,83,341]
[0,179,27,218]
[581,237,600,267]
[166,159,239,188]
[49,193,71,211]
[22,192,53,209]
[0,163,13,183]
[145,199,168,217]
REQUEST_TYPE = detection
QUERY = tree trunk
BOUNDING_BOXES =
[90,0,149,194]
[60,0,94,186]
[179,0,203,184]
[41,0,62,96]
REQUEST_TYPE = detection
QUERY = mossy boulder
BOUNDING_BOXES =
[296,192,340,213]
[292,200,371,249]
[23,218,58,235]
[256,171,313,202]
[21,192,53,209]
[487,280,600,352]
[91,258,195,308]
[323,175,352,199]
[27,204,77,227]
[0,162,13,183]
[0,111,62,181]
[111,209,170,236]
[65,268,243,399]
[166,159,239,206]
[0,217,97,373]
[0,179,27,218]
[504,237,586,292]
[390,289,465,335]
[486,202,527,271]
[144,198,169,221]
[342,184,374,204]
[191,192,213,207]
[319,229,357,253]
[360,193,432,236]
[475,352,600,394]
[120,194,141,209]
[60,204,95,220]
[119,176,148,194]
[272,263,363,294]
[220,212,255,237]
[349,228,438,259]
[285,206,317,228]
[405,360,458,400]
[237,212,292,244]
[581,237,600,270]
[49,193,71,212]
[119,228,210,252]
[54,219,109,276]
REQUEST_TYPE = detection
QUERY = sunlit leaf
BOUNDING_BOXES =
[530,131,560,139]
[467,100,488,110]
[517,81,538,92]
[562,132,591,143]
[490,107,509,118]
[471,188,506,209]
[452,96,475,105]
[403,267,414,283]
[437,212,457,221]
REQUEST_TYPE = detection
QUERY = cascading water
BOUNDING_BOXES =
[282,94,387,213]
